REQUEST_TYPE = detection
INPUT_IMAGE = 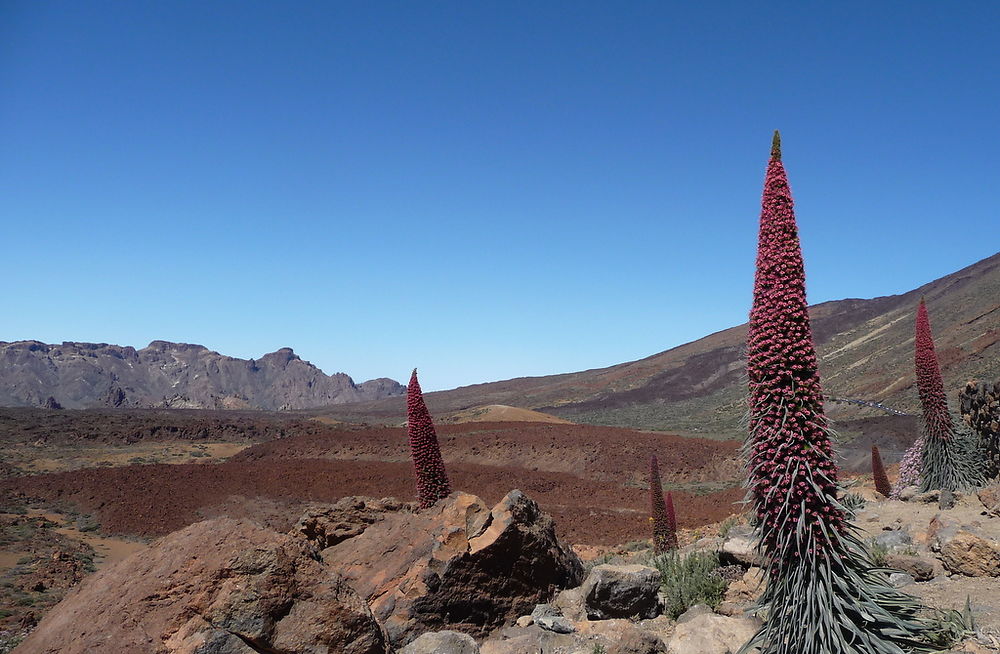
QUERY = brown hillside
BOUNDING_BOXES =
[313,251,1000,437]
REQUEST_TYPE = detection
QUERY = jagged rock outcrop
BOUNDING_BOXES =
[15,518,391,654]
[317,490,584,646]
[0,340,404,409]
[294,496,416,548]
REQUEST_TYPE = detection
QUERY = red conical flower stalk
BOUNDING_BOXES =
[915,300,951,441]
[406,369,451,508]
[648,456,677,553]
[743,132,934,654]
[664,491,678,550]
[871,445,891,498]
[915,300,983,492]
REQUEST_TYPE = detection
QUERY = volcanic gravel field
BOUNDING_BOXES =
[1,419,743,546]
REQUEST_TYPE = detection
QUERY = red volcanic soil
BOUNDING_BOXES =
[1,422,743,546]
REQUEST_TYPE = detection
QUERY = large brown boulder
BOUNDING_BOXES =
[294,496,416,548]
[16,518,390,654]
[319,490,584,646]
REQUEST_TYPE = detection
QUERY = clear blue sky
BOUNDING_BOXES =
[3,2,998,391]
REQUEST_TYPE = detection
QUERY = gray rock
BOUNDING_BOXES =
[401,631,480,654]
[874,530,912,549]
[676,604,715,624]
[939,489,957,510]
[515,615,533,627]
[884,554,936,581]
[582,564,662,620]
[530,603,560,620]
[888,572,916,587]
[667,613,762,654]
[535,616,576,634]
[0,340,405,410]
[912,490,941,504]
[899,486,920,501]
[608,625,669,654]
[720,534,761,567]
[552,586,586,621]
[478,624,577,654]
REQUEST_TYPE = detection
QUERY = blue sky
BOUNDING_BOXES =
[2,2,998,391]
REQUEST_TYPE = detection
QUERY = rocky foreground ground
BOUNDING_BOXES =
[3,479,1000,653]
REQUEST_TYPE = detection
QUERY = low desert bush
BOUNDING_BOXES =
[868,540,889,567]
[652,550,727,619]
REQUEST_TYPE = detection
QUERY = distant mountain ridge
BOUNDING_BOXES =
[0,340,404,410]
[313,251,1000,437]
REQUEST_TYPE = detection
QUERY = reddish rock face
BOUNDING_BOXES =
[320,490,584,647]
[16,518,390,654]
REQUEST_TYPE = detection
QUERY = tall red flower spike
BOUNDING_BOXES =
[915,300,950,440]
[743,132,933,654]
[406,369,452,508]
[664,491,678,550]
[915,300,983,492]
[871,445,892,498]
[648,455,677,552]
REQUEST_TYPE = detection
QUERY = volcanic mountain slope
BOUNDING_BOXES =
[316,251,1000,436]
[0,340,404,410]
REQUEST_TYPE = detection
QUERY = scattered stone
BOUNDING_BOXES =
[929,514,963,550]
[720,533,761,567]
[581,564,662,620]
[713,564,747,581]
[667,612,761,654]
[321,490,584,645]
[899,486,920,501]
[535,615,576,633]
[676,604,715,623]
[723,566,766,604]
[979,484,1000,517]
[515,615,533,628]
[608,624,669,654]
[552,585,587,621]
[937,528,1000,577]
[874,529,912,549]
[884,554,936,581]
[889,572,916,587]
[401,630,480,654]
[478,624,577,654]
[530,603,560,620]
[913,490,941,504]
[15,518,391,654]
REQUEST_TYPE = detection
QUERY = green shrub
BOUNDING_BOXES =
[717,515,740,538]
[925,597,976,649]
[653,551,728,619]
[868,540,889,567]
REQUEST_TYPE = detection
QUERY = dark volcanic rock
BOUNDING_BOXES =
[0,340,404,410]
[321,490,585,646]
[16,518,391,654]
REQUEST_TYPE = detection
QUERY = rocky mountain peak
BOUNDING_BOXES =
[0,340,404,410]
